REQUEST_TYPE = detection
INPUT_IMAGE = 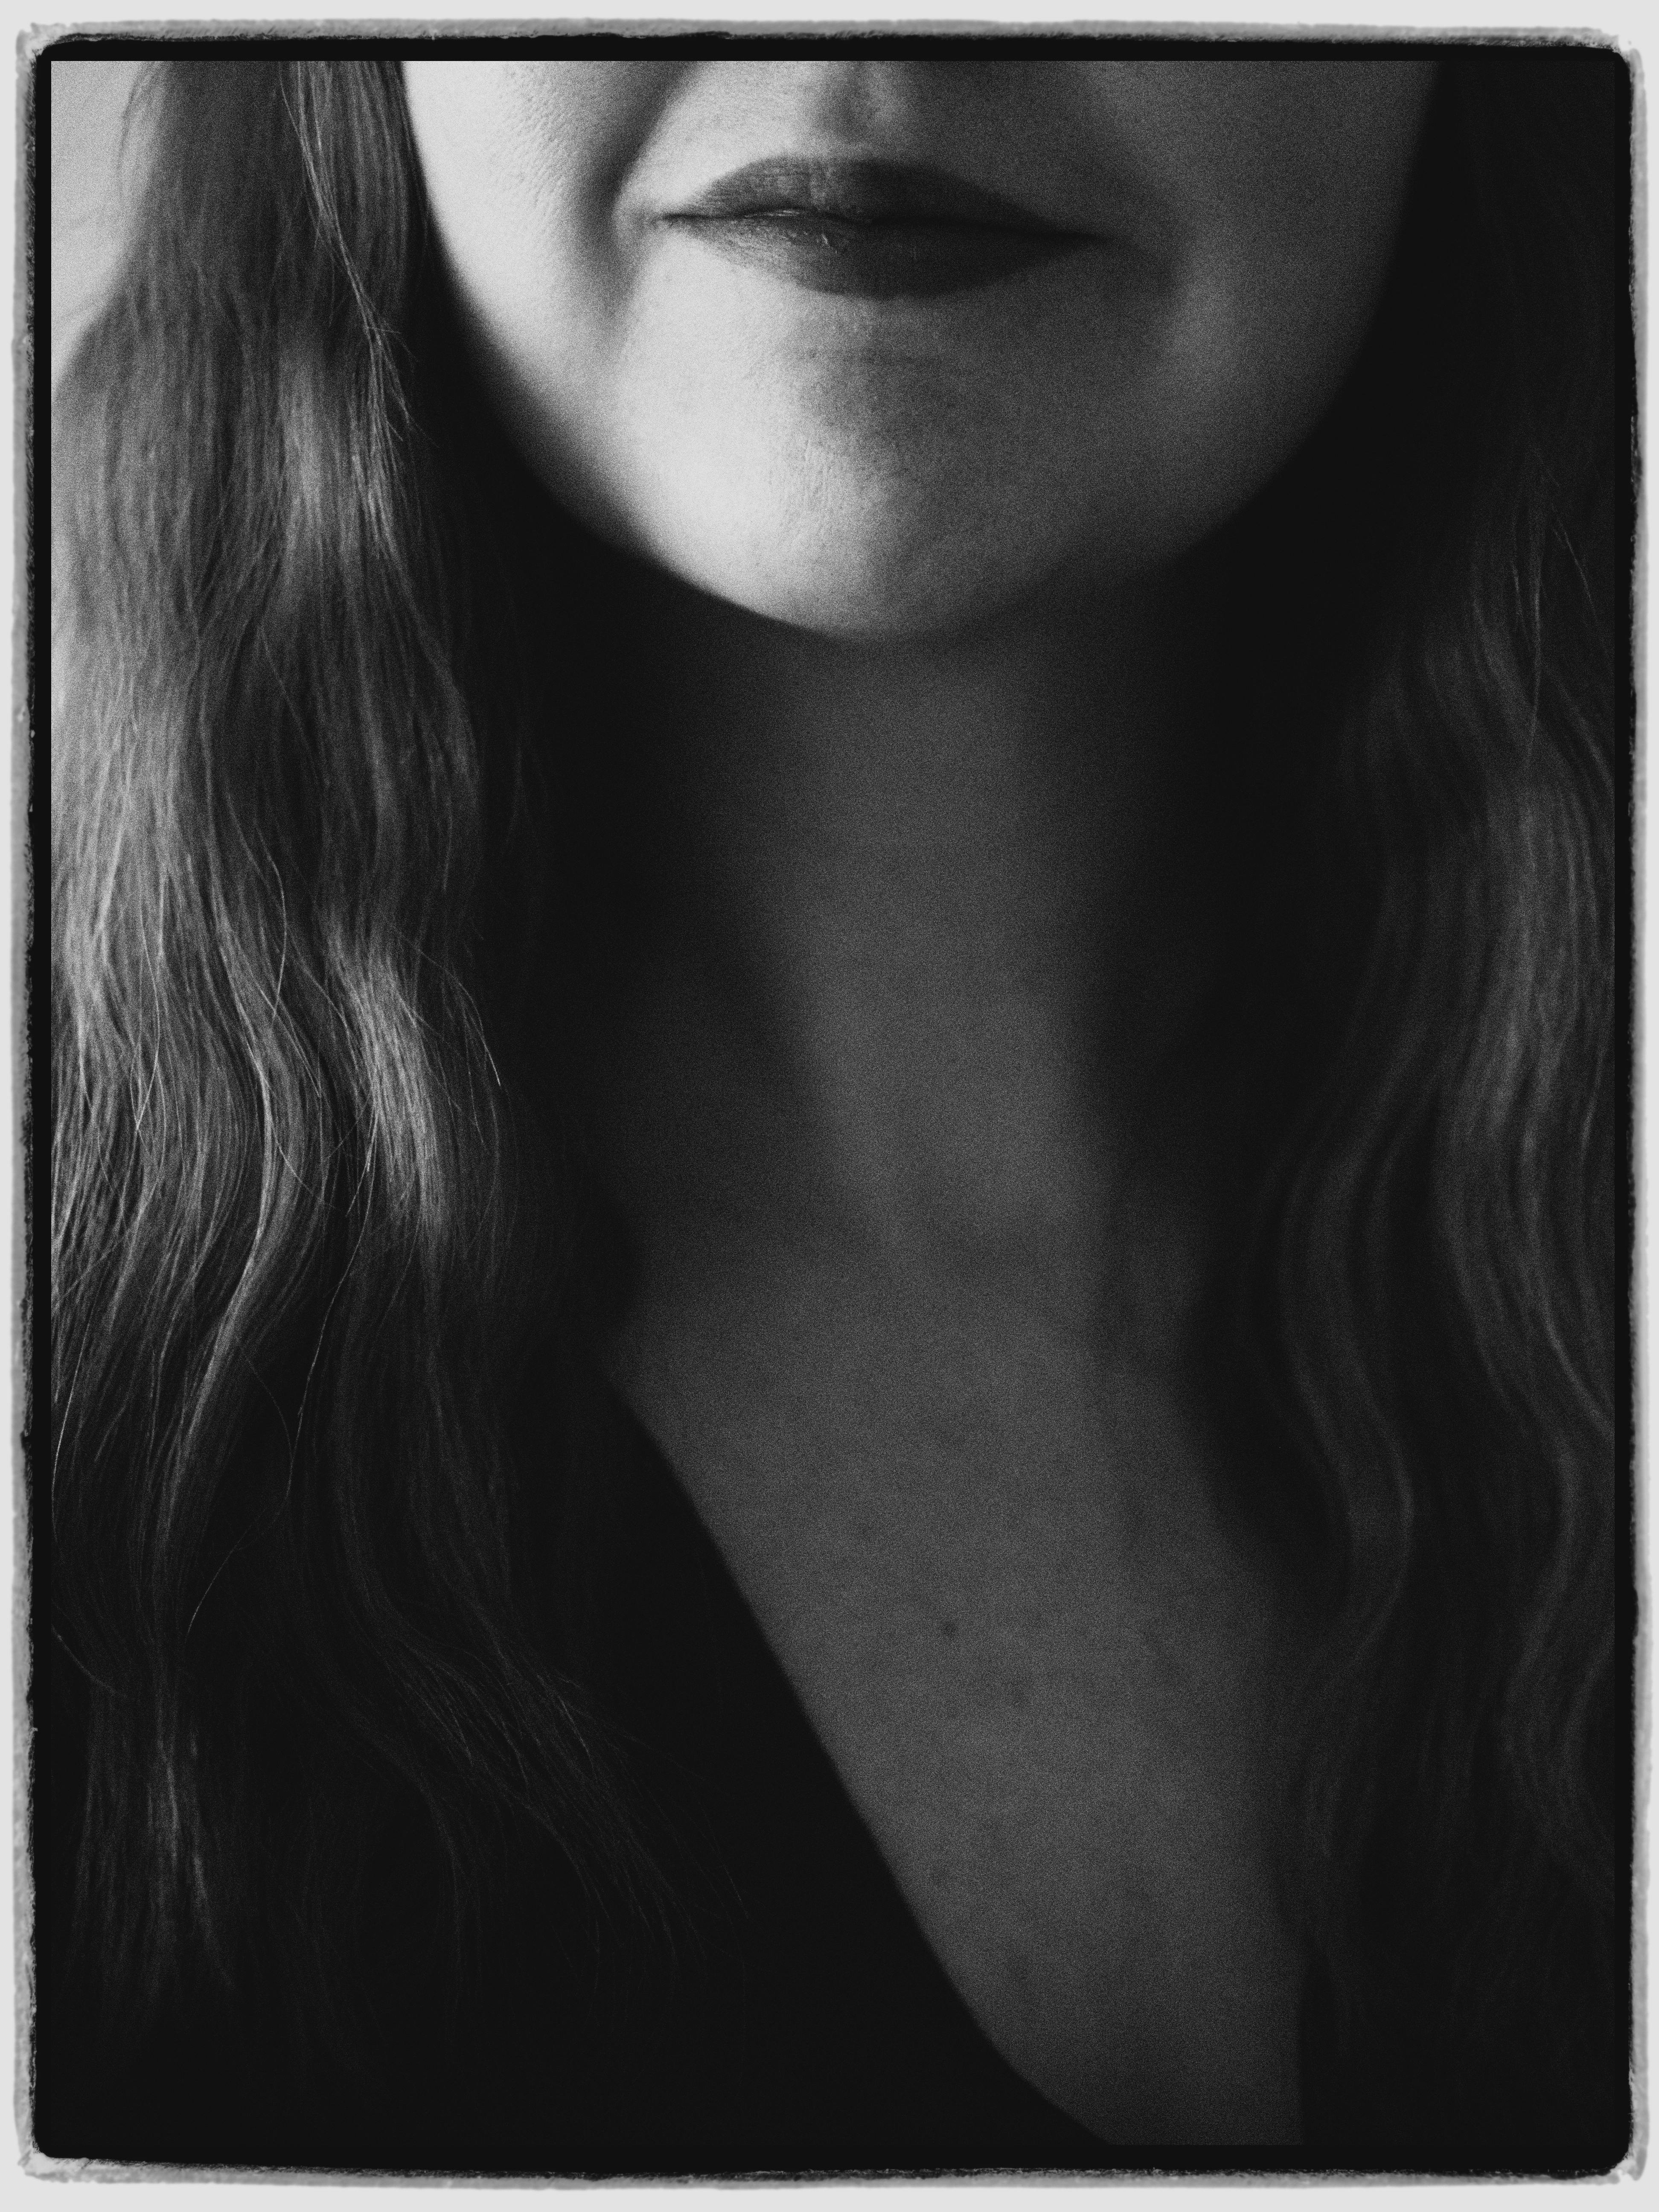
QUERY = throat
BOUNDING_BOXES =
[583,572,1218,1322]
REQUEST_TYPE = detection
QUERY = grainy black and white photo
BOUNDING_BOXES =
[40,34,1633,2176]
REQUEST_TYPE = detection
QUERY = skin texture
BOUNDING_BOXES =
[404,59,1436,2144]
[405,57,1435,635]
[579,574,1303,2145]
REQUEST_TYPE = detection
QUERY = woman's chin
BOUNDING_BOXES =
[637,505,1076,645]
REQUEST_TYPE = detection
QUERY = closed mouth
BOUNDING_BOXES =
[660,156,1099,299]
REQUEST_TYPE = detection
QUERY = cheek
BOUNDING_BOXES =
[402,60,686,377]
[1057,58,1439,548]
[1088,58,1436,215]
[402,61,671,538]
[403,58,685,210]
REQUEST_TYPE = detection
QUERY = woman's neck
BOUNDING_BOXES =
[585,564,1220,1344]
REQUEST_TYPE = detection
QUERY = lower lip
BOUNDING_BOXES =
[664,212,1092,300]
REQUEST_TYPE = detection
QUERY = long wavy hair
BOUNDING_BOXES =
[49,51,1627,2148]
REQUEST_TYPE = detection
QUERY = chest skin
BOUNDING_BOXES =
[609,1239,1307,2149]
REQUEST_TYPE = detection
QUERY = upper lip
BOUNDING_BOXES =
[665,156,1081,235]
